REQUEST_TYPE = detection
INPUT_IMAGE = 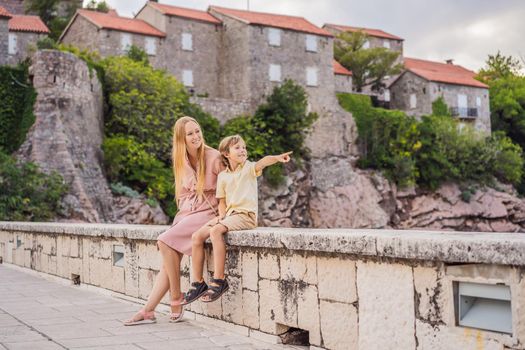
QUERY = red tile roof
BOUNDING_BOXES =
[210,6,332,37]
[148,2,221,24]
[77,9,165,37]
[0,6,12,19]
[9,15,49,33]
[403,57,488,88]
[324,23,403,41]
[333,60,352,76]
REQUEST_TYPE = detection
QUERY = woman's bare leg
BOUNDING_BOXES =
[158,241,183,313]
[144,265,169,311]
[126,243,182,322]
[191,225,211,282]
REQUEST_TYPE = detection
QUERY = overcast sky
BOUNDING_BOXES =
[85,0,525,71]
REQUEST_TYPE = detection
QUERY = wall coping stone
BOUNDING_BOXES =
[1,221,524,266]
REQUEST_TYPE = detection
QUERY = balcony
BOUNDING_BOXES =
[451,107,478,119]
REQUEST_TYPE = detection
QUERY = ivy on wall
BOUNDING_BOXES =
[0,64,37,153]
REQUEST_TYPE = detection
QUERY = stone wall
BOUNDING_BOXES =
[6,31,46,65]
[60,15,103,53]
[190,96,254,124]
[1,222,525,350]
[0,0,25,15]
[137,8,222,97]
[208,9,250,101]
[334,74,352,93]
[0,18,8,65]
[389,71,491,133]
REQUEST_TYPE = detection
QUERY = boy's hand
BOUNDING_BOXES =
[276,151,292,163]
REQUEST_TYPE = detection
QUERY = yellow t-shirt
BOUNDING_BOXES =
[216,160,262,217]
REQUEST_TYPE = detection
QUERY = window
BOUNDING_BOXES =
[8,33,17,55]
[363,40,370,49]
[306,67,318,86]
[182,33,192,51]
[384,89,391,102]
[383,40,391,49]
[182,70,193,87]
[305,34,317,52]
[120,33,132,52]
[476,96,481,107]
[269,64,281,82]
[145,37,156,55]
[457,94,468,117]
[268,28,281,46]
[409,93,417,109]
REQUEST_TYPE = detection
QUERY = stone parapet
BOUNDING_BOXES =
[1,221,524,350]
[1,222,524,265]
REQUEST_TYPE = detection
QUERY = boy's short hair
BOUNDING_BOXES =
[218,134,245,170]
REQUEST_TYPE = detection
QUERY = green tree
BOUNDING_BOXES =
[431,97,451,117]
[477,51,523,84]
[334,31,403,92]
[85,0,110,13]
[25,0,80,40]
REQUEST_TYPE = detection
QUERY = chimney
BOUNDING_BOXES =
[445,59,454,65]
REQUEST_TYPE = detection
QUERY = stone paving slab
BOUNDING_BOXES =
[0,265,306,350]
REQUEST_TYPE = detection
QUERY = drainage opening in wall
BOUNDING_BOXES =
[453,281,512,335]
[71,274,80,285]
[113,245,125,267]
[277,325,310,346]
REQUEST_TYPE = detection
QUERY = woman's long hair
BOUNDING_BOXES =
[172,116,207,201]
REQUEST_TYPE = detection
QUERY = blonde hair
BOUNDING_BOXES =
[172,116,207,201]
[218,134,245,171]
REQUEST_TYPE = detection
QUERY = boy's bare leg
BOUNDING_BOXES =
[209,224,229,280]
[191,225,211,282]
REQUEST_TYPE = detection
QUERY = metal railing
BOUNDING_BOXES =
[451,107,478,118]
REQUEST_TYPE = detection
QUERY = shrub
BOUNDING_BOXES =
[338,93,420,186]
[431,97,451,117]
[338,92,524,190]
[102,56,189,163]
[102,136,174,205]
[0,151,68,221]
[0,64,36,153]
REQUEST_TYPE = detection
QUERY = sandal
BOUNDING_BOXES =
[169,294,185,323]
[181,280,208,306]
[123,309,156,326]
[201,278,229,303]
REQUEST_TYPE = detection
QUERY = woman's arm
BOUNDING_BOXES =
[255,151,292,173]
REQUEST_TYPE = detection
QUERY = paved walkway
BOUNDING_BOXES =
[0,265,304,350]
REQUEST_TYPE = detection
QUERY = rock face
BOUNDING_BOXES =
[394,183,525,233]
[16,50,168,225]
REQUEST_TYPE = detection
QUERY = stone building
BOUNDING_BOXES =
[0,6,11,65]
[6,12,49,65]
[134,2,223,97]
[389,57,490,133]
[333,59,352,93]
[208,5,335,109]
[59,9,166,66]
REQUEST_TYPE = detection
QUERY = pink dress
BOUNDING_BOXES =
[157,147,223,256]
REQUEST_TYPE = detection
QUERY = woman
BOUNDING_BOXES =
[125,116,223,325]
